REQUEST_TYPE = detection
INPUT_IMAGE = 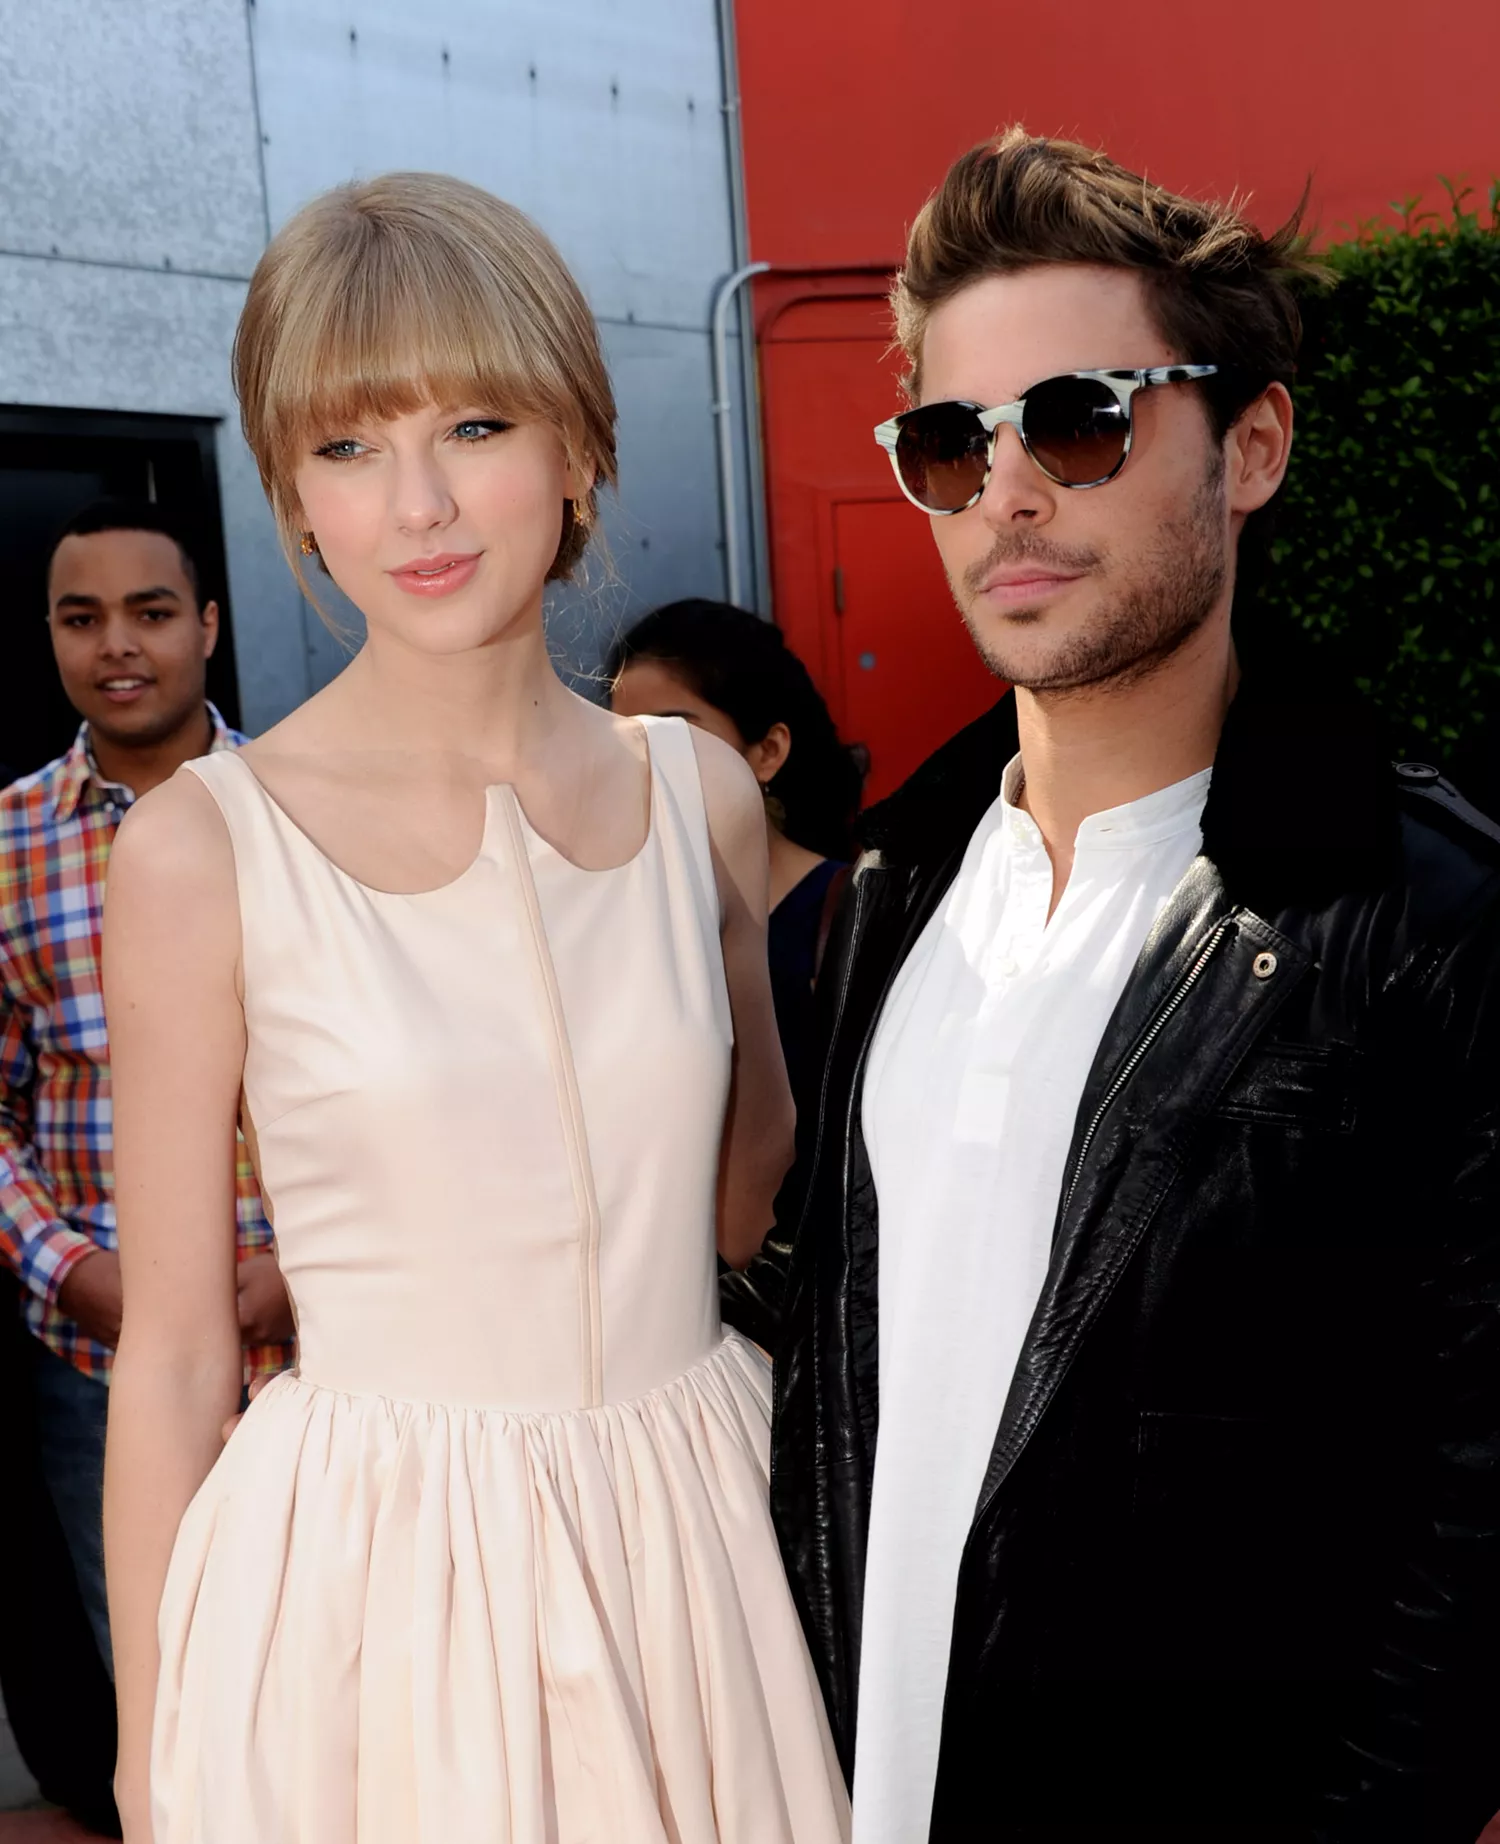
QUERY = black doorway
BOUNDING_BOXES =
[0,405,241,780]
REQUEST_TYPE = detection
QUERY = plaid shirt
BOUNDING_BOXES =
[0,708,291,1382]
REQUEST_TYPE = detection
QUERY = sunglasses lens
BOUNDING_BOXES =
[1022,376,1130,484]
[894,403,990,511]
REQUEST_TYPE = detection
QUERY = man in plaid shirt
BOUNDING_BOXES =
[0,499,293,1685]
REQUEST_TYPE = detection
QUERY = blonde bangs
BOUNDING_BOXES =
[235,173,618,584]
[268,250,559,478]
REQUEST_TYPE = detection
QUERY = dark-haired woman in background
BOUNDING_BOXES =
[609,600,862,1101]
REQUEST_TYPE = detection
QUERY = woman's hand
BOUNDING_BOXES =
[690,729,797,1268]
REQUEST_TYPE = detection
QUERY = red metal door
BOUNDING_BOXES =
[831,496,1001,803]
[757,284,1001,804]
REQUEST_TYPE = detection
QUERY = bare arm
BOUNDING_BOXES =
[102,774,247,1839]
[691,729,796,1269]
[720,855,861,1353]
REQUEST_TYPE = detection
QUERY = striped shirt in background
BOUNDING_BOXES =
[0,708,291,1382]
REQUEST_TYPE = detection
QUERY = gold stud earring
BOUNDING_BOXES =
[299,531,317,557]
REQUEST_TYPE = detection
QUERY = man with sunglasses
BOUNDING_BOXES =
[724,129,1500,1842]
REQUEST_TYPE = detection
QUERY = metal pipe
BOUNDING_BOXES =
[711,259,769,609]
[713,0,772,613]
[738,283,773,618]
[715,0,755,297]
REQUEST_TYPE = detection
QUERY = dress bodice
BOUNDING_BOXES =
[185,717,732,1412]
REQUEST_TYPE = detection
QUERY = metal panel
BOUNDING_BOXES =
[249,0,743,672]
[0,0,266,277]
[552,317,731,683]
[250,0,735,328]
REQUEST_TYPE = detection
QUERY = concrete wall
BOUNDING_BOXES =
[0,0,745,728]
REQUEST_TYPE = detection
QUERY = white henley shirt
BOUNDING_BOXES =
[853,755,1212,1844]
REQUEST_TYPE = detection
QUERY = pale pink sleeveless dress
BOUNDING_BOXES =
[154,717,849,1843]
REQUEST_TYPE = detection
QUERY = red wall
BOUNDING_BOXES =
[736,0,1498,799]
[739,0,1498,264]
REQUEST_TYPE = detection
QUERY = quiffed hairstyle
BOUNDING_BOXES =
[894,127,1329,435]
[606,600,863,862]
[234,172,617,593]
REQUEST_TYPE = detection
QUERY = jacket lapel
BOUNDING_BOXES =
[971,862,1312,1517]
[961,662,1399,1522]
[833,663,1400,1533]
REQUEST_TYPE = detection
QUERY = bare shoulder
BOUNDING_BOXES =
[685,726,769,926]
[685,725,763,855]
[107,768,236,925]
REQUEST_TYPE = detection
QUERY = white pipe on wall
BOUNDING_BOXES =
[713,0,771,614]
[711,259,770,610]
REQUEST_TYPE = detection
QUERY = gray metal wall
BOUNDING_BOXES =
[0,0,744,729]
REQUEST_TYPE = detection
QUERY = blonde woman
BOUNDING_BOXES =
[101,175,849,1843]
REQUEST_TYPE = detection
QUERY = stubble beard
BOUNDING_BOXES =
[955,466,1229,699]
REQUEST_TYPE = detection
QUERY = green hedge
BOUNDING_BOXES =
[1256,184,1500,797]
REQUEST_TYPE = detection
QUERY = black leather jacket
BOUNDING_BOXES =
[722,677,1500,1842]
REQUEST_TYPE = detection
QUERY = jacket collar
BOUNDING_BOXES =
[856,659,1400,913]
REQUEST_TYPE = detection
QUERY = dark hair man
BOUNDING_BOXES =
[0,501,293,1691]
[724,132,1500,1842]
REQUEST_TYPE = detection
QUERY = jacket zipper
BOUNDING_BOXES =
[1056,916,1235,1225]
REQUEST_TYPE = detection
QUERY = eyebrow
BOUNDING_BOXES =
[53,585,183,611]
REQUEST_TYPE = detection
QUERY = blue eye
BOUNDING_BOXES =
[452,419,510,442]
[314,438,367,461]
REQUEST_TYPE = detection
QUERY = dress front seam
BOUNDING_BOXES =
[500,791,606,1409]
